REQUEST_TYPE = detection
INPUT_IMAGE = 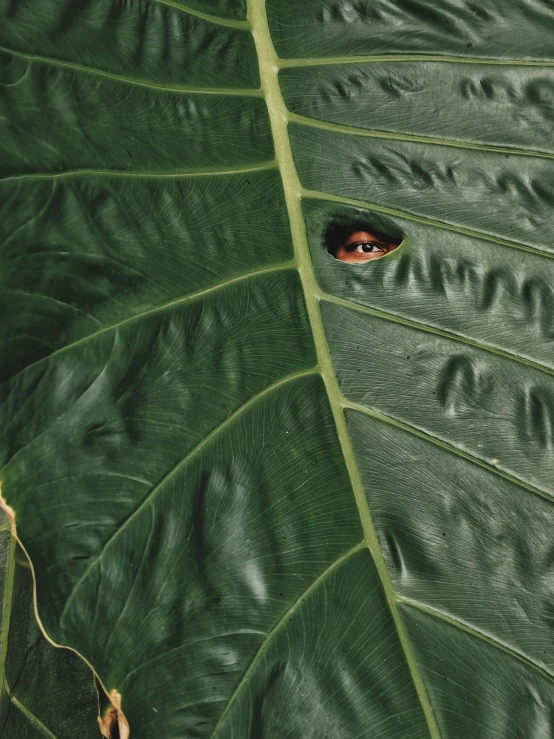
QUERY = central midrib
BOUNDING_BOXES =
[247,1,441,738]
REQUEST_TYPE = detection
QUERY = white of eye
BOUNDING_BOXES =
[355,242,381,253]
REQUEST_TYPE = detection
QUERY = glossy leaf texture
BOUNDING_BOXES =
[0,517,99,737]
[1,0,554,737]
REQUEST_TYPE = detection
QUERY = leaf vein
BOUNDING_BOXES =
[151,0,250,29]
[400,598,554,685]
[1,161,278,184]
[58,368,319,630]
[250,1,442,737]
[0,45,262,97]
[343,399,554,505]
[1,262,294,388]
[4,685,58,739]
[320,291,554,378]
[208,542,366,738]
[302,189,554,260]
[279,54,554,69]
[288,112,554,161]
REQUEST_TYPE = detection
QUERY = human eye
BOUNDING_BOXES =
[333,229,396,263]
[351,241,384,255]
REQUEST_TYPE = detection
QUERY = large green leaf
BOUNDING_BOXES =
[2,0,554,736]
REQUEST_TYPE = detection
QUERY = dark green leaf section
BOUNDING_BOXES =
[1,270,320,624]
[321,300,554,496]
[95,376,363,736]
[290,124,554,253]
[401,605,554,739]
[0,60,271,177]
[0,171,290,381]
[0,525,99,738]
[304,200,554,371]
[268,0,554,60]
[213,549,430,739]
[0,0,256,88]
[280,63,554,153]
[346,410,554,676]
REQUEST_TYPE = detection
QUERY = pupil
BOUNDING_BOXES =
[362,244,373,253]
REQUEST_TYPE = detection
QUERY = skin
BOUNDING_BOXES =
[333,230,400,263]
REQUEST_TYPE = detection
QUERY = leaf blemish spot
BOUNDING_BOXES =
[323,222,403,264]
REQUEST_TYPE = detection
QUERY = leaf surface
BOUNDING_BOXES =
[2,0,554,737]
[0,517,99,738]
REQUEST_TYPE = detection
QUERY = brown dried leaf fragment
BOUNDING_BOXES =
[99,689,130,739]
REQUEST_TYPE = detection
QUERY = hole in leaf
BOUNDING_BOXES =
[324,221,402,264]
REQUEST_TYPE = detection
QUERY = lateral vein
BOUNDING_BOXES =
[208,542,366,738]
[399,598,554,685]
[278,54,554,68]
[6,690,58,739]
[343,398,554,505]
[1,262,294,386]
[1,161,278,184]
[288,111,554,161]
[0,45,262,97]
[320,291,554,378]
[303,189,554,260]
[58,368,319,630]
[151,0,251,29]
